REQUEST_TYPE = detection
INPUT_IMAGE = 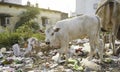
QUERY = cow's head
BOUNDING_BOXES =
[45,26,61,48]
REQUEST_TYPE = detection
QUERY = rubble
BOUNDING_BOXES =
[105,49,113,56]
[12,43,23,57]
[68,58,84,71]
[0,52,3,58]
[0,47,6,53]
[52,52,60,63]
[104,58,113,63]
[0,38,119,72]
[80,58,101,71]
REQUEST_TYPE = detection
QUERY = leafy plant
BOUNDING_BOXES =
[0,7,45,49]
[14,7,40,30]
[0,32,21,49]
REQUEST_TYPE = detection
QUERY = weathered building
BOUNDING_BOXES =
[0,0,22,5]
[0,1,68,31]
[76,0,100,15]
[37,8,68,29]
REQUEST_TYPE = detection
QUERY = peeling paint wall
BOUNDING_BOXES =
[0,4,26,31]
[0,0,22,5]
[0,3,68,31]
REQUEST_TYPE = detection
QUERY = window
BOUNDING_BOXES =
[0,13,11,27]
[0,17,10,27]
[0,17,5,27]
[41,17,48,27]
[6,17,10,24]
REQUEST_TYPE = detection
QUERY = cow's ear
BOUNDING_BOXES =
[54,28,60,32]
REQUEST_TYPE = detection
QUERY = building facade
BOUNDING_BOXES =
[76,0,100,15]
[0,1,68,31]
[0,0,22,5]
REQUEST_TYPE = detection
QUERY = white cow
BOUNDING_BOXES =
[45,14,103,61]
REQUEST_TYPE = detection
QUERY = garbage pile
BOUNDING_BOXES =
[0,38,120,72]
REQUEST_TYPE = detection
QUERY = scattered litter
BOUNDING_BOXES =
[0,52,3,58]
[0,47,6,53]
[52,52,60,63]
[83,43,91,52]
[12,43,22,57]
[104,58,113,63]
[68,58,84,71]
[0,38,119,72]
[105,49,113,56]
[80,58,101,71]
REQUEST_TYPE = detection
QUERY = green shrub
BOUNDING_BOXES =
[0,32,45,49]
[0,32,21,49]
[31,33,45,41]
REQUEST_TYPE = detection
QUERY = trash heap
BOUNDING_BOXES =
[0,38,120,72]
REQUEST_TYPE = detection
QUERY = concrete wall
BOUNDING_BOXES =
[0,3,26,30]
[0,0,22,5]
[37,9,64,29]
[0,3,68,31]
[76,0,100,15]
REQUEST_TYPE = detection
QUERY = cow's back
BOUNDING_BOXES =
[54,15,99,39]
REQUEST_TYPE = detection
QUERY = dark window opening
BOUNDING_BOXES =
[42,17,45,26]
[0,17,6,27]
[41,17,48,27]
[6,17,10,24]
[0,17,10,27]
[0,13,12,27]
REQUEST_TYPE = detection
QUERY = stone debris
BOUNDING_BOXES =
[12,43,23,57]
[0,52,3,58]
[69,45,83,57]
[52,52,60,63]
[0,38,120,72]
[105,49,113,56]
[80,58,101,71]
[0,47,6,53]
[104,58,113,63]
[64,69,73,72]
[67,58,84,71]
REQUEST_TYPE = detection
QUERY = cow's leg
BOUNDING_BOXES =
[98,39,104,62]
[59,41,69,63]
[109,32,112,49]
[111,33,116,55]
[108,31,116,55]
[101,32,106,53]
[111,17,119,55]
[94,36,103,61]
[87,38,95,60]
